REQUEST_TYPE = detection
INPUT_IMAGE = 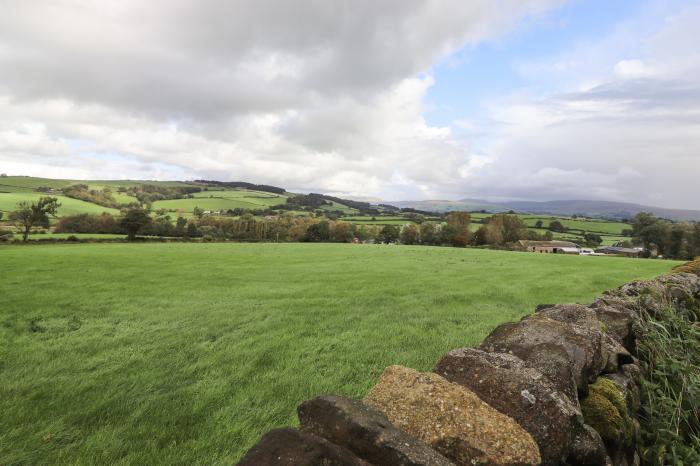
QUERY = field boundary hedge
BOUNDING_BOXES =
[236,261,700,466]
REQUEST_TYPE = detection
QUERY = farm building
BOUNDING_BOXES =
[594,246,641,258]
[518,240,580,254]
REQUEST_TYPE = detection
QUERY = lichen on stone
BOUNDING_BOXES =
[580,378,634,446]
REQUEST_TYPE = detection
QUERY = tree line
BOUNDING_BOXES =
[4,196,698,260]
[631,212,700,259]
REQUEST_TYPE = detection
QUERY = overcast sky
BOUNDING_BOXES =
[1,0,699,208]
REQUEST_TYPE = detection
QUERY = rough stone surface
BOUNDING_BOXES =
[480,316,605,398]
[363,365,541,466]
[298,395,455,466]
[567,424,611,466]
[236,428,372,466]
[433,348,581,465]
[659,273,700,298]
[602,335,634,374]
[535,304,556,312]
[535,304,601,331]
[591,305,637,347]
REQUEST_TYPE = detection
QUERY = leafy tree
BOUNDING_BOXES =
[534,220,543,228]
[548,220,567,233]
[419,223,439,245]
[120,207,152,240]
[632,212,659,236]
[472,225,489,245]
[377,225,400,244]
[446,212,471,230]
[400,224,420,245]
[485,214,527,245]
[0,211,3,221]
[668,224,689,259]
[437,212,472,247]
[330,221,354,243]
[175,216,187,236]
[149,215,175,237]
[632,212,671,256]
[583,232,603,247]
[303,221,330,242]
[193,206,204,219]
[9,196,61,241]
[693,223,700,258]
[186,221,198,238]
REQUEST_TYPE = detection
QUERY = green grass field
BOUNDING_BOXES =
[0,243,679,465]
[152,190,288,214]
[0,193,119,217]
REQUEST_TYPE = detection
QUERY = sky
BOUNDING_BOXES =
[0,0,699,208]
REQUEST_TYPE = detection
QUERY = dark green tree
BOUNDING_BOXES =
[548,220,567,233]
[303,221,330,242]
[120,208,152,241]
[9,196,61,241]
[583,232,603,247]
[377,225,400,244]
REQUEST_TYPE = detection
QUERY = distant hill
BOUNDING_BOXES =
[389,198,503,213]
[0,176,377,217]
[391,198,700,221]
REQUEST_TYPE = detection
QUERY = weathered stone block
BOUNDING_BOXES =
[363,365,541,466]
[434,348,583,465]
[480,316,605,398]
[298,395,455,466]
[236,428,373,466]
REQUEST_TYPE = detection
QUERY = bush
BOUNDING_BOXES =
[0,228,14,241]
[55,213,119,234]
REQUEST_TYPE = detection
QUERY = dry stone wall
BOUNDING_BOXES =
[236,265,700,466]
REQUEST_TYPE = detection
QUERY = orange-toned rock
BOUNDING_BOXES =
[363,365,540,466]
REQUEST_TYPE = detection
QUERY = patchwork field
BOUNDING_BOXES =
[152,190,288,215]
[0,243,679,465]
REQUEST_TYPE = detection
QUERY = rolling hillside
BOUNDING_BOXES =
[0,176,369,220]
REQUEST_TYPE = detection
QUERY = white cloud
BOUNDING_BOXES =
[459,2,700,209]
[613,59,649,78]
[0,0,565,199]
[1,0,698,209]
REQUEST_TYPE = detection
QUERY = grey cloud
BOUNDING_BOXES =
[0,0,560,121]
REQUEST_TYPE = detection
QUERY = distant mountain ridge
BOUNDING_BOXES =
[390,198,700,221]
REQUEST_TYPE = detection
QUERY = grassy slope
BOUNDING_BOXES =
[0,243,679,465]
[151,190,288,214]
[0,193,119,217]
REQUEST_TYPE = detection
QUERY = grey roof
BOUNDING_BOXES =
[518,240,579,248]
[595,246,640,254]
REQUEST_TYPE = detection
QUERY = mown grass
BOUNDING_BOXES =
[0,243,679,465]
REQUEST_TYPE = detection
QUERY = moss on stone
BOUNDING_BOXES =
[581,378,634,446]
[599,321,609,334]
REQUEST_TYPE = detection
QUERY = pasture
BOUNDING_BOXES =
[0,193,119,217]
[151,190,288,214]
[0,243,679,465]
